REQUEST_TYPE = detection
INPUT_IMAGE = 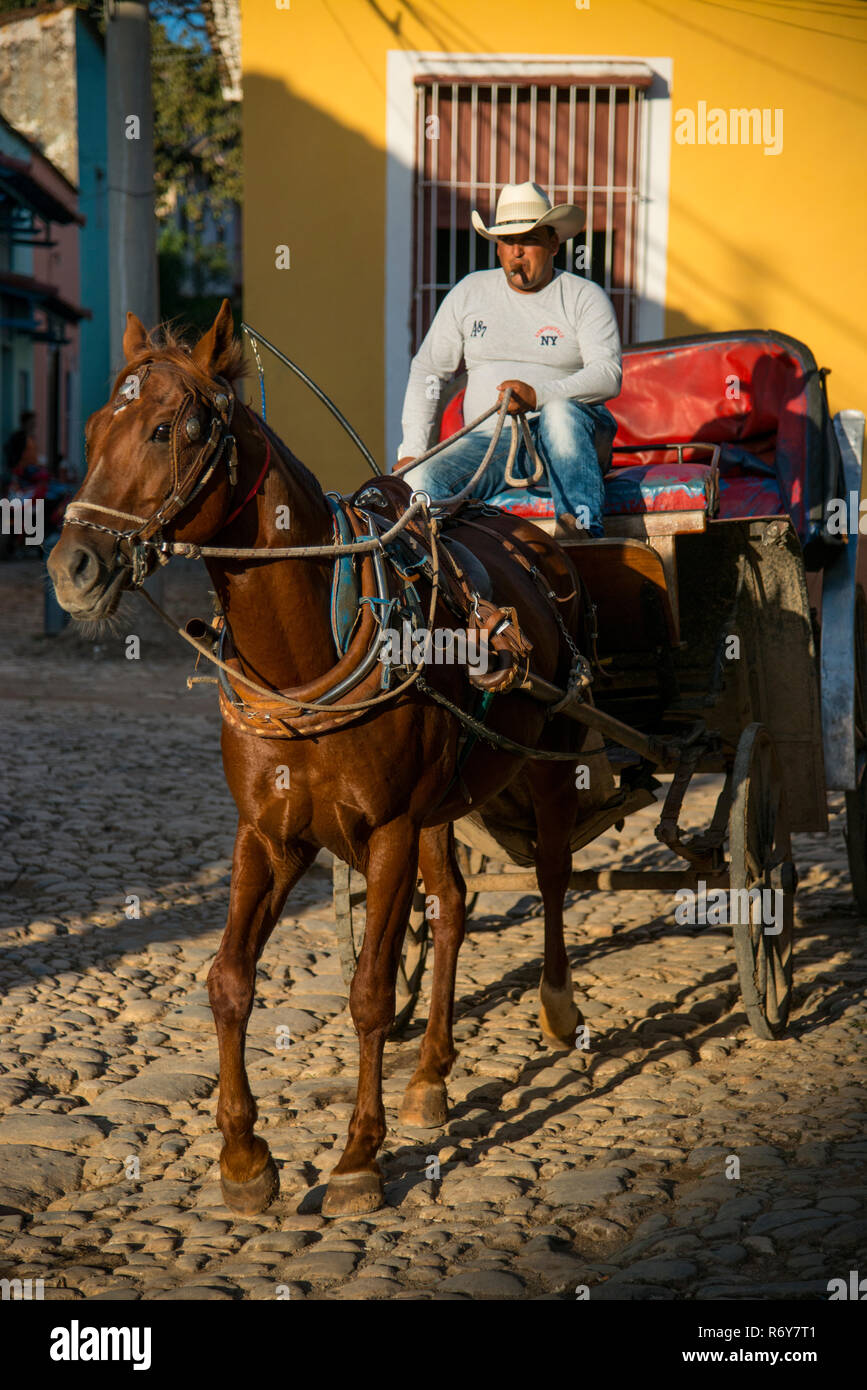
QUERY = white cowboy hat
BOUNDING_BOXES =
[471,181,585,242]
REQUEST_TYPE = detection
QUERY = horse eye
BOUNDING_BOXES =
[151,422,171,442]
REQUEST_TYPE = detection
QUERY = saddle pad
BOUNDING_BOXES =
[326,496,360,654]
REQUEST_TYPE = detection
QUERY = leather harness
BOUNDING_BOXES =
[61,360,592,762]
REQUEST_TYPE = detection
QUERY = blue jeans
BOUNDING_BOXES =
[402,399,618,536]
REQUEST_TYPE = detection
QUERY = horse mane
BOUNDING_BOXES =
[112,320,328,507]
[111,319,248,398]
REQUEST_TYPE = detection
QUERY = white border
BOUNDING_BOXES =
[384,52,673,464]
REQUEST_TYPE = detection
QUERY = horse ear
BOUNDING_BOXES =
[191,298,235,375]
[122,311,149,361]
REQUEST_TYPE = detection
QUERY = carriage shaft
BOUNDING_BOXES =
[520,672,679,769]
[463,868,730,893]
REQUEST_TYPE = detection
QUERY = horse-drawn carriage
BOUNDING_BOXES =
[50,306,866,1216]
[334,330,867,1040]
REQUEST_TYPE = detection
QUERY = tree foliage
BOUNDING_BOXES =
[0,3,242,329]
[151,20,240,228]
[148,0,208,43]
[150,14,242,328]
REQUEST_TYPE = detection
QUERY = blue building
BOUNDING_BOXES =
[73,9,109,432]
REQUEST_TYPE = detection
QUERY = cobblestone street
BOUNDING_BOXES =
[1,558,865,1302]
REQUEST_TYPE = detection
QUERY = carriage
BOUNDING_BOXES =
[333,330,867,1039]
[51,305,866,1218]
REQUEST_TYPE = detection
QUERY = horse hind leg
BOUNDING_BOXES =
[208,823,314,1214]
[527,764,584,1049]
[399,824,466,1128]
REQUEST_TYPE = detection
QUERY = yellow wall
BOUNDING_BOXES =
[241,0,866,492]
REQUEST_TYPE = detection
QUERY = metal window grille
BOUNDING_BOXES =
[412,77,648,351]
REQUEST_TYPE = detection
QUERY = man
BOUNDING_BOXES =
[398,182,622,536]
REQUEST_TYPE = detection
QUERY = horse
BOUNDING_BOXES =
[48,299,610,1219]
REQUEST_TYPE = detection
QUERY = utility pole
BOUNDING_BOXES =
[105,0,159,371]
[105,0,162,604]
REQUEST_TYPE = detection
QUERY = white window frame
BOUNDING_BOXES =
[385,51,673,465]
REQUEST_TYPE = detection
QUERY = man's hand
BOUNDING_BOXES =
[497,380,537,414]
[396,456,416,471]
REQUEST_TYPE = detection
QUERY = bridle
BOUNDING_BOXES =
[59,353,440,579]
[63,361,241,587]
[56,363,593,757]
[62,364,546,594]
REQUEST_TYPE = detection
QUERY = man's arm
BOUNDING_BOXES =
[397,285,466,464]
[533,281,623,408]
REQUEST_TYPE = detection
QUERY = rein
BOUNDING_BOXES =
[136,504,443,719]
[59,358,573,749]
[394,394,546,494]
[63,360,444,575]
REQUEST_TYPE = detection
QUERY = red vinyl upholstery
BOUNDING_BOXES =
[434,334,823,525]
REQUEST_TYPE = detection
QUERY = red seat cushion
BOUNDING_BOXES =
[435,332,837,546]
[489,461,720,517]
[603,462,716,514]
[441,395,720,516]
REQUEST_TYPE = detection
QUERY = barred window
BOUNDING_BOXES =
[412,76,649,350]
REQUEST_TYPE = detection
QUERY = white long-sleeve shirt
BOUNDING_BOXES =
[398,267,622,460]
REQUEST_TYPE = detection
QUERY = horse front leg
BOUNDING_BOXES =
[528,764,584,1048]
[208,821,314,1213]
[399,823,466,1127]
[322,822,419,1218]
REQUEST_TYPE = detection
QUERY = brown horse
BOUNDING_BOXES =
[48,300,609,1218]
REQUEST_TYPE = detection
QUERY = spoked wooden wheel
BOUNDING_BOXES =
[728,723,796,1039]
[844,588,867,913]
[332,861,429,1035]
[455,842,487,915]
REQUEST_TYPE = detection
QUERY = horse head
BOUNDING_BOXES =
[49,299,245,621]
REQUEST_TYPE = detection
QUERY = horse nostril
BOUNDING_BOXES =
[69,546,99,590]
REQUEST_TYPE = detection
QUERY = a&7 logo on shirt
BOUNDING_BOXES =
[470,319,487,337]
[536,325,564,346]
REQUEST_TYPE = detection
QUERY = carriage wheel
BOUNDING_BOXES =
[728,723,796,1039]
[332,860,429,1035]
[844,588,867,913]
[455,842,488,914]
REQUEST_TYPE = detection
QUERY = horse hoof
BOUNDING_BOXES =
[321,1169,384,1218]
[399,1081,448,1128]
[539,990,583,1051]
[220,1155,279,1214]
[540,1009,583,1050]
